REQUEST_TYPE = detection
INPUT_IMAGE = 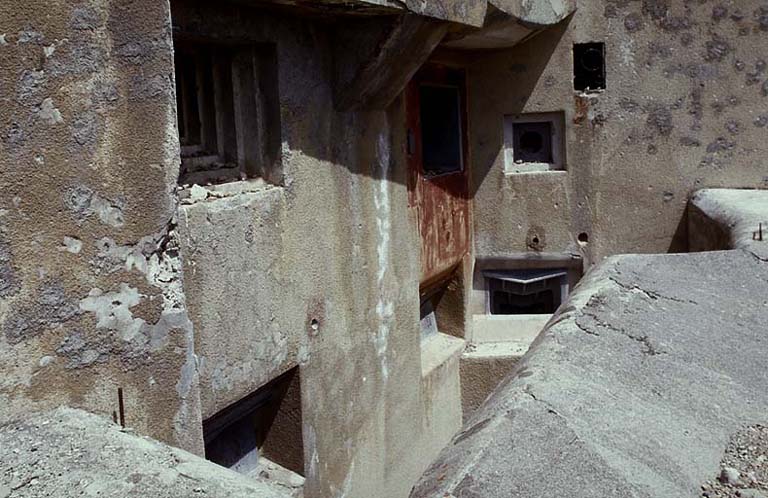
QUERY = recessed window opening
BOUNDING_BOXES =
[419,85,463,176]
[574,42,606,92]
[484,269,568,315]
[173,40,282,187]
[503,112,565,173]
[203,367,304,477]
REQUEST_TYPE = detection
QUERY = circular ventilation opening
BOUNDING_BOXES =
[580,47,603,72]
[519,131,544,154]
[577,232,589,244]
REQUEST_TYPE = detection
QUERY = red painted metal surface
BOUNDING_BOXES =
[406,64,470,289]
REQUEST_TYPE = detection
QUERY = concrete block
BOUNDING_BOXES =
[689,189,768,257]
[178,187,299,418]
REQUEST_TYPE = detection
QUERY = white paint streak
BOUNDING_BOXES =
[620,37,635,68]
[336,459,355,498]
[373,124,393,382]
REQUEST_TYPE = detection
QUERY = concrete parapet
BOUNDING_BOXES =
[689,189,768,258]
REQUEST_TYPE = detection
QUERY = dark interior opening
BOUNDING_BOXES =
[172,34,282,186]
[485,269,567,316]
[513,122,553,163]
[419,85,462,175]
[175,51,203,147]
[574,42,606,92]
[203,367,304,477]
[520,131,543,154]
[491,289,555,314]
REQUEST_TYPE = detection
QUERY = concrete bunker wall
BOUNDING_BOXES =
[468,0,768,265]
[171,2,465,497]
[0,0,203,453]
[0,1,467,496]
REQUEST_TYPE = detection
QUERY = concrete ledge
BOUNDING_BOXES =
[420,333,465,378]
[689,189,768,257]
[413,250,768,497]
[472,314,549,343]
[460,342,526,422]
[0,407,294,497]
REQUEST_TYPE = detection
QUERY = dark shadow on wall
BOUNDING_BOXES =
[668,207,690,253]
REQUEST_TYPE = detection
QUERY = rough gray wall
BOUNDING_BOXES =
[0,0,203,453]
[171,3,450,497]
[470,0,768,264]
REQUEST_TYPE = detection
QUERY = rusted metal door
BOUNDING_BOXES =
[406,64,470,290]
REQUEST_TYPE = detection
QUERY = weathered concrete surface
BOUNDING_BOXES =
[420,333,465,468]
[234,0,488,26]
[178,185,297,418]
[0,0,202,454]
[490,0,575,26]
[689,189,768,256]
[469,0,768,265]
[0,407,295,498]
[333,14,449,111]
[413,250,768,497]
[459,341,524,422]
[444,0,576,49]
[171,3,464,496]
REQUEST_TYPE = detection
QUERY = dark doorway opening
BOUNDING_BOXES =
[419,85,463,176]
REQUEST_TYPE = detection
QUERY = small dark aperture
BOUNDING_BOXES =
[419,85,462,175]
[578,232,589,244]
[574,42,606,92]
[513,122,553,163]
[520,131,544,154]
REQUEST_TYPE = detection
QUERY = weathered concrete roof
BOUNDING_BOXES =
[0,408,296,498]
[412,249,768,497]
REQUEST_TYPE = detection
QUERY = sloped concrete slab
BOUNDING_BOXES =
[0,408,296,498]
[412,250,768,498]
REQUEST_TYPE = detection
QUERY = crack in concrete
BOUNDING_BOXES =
[570,282,669,357]
[625,333,667,356]
[609,276,698,305]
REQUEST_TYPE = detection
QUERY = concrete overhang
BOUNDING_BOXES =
[233,0,576,110]
[442,0,577,50]
[225,0,575,29]
[224,0,487,26]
